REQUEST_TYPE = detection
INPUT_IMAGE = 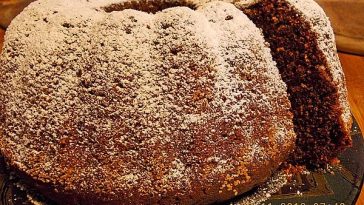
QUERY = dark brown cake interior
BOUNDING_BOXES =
[243,0,351,169]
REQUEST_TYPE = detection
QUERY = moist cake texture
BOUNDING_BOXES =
[242,0,352,169]
[0,0,295,204]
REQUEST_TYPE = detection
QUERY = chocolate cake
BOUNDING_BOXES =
[0,0,351,204]
[0,0,295,204]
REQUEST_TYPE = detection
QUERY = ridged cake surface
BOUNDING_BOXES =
[0,0,295,204]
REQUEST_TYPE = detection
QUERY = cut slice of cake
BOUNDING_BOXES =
[240,0,352,169]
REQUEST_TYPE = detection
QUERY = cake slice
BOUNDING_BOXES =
[240,0,352,168]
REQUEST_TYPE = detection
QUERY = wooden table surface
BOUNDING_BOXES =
[0,29,363,204]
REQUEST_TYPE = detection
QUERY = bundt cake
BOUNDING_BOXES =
[0,0,296,204]
[0,0,351,204]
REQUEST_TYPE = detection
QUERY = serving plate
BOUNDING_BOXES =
[0,119,363,205]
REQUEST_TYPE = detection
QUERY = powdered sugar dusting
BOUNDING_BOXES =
[0,0,295,203]
[232,0,260,8]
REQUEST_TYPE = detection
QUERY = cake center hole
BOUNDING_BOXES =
[102,0,197,13]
